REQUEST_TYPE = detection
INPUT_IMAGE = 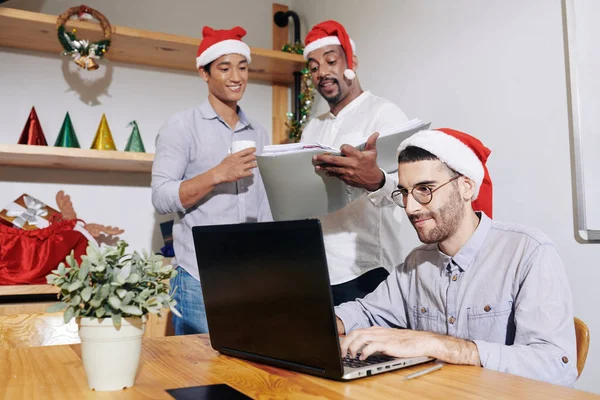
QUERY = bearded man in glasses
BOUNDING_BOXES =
[334,129,577,386]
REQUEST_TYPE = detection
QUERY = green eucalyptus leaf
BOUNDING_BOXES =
[116,288,127,299]
[100,284,111,300]
[81,287,93,302]
[108,295,121,310]
[119,263,131,280]
[94,263,106,272]
[121,292,134,306]
[66,253,78,269]
[111,312,122,329]
[47,302,68,313]
[127,273,140,284]
[64,306,75,323]
[121,305,142,316]
[46,274,57,284]
[67,281,82,292]
[90,298,103,308]
[58,262,66,275]
[78,261,89,281]
[70,295,81,306]
[95,307,106,318]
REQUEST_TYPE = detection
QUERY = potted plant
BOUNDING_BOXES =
[46,241,180,391]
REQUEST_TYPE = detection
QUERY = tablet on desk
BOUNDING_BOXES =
[166,384,251,400]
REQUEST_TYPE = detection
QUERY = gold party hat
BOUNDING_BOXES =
[90,113,116,151]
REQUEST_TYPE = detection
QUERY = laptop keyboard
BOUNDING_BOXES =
[343,354,396,368]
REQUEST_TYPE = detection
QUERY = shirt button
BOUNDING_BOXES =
[562,356,569,364]
[420,307,427,313]
[448,317,455,324]
[484,305,492,312]
[451,275,458,282]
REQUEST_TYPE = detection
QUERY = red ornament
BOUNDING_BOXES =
[18,107,48,146]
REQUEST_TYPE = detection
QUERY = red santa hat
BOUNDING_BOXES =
[196,26,251,69]
[303,20,357,80]
[397,128,493,218]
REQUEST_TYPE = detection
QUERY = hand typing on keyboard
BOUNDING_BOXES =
[342,353,395,368]
[340,326,480,366]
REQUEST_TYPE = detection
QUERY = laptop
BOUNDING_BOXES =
[192,219,432,380]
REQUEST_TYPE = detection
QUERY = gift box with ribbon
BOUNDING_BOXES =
[0,194,60,230]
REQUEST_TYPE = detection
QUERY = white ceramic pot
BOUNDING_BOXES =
[78,316,146,391]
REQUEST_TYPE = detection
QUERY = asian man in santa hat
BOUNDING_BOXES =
[335,129,577,386]
[300,20,413,306]
[152,26,272,335]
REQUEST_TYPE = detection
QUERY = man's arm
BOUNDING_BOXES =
[178,148,257,209]
[151,117,257,214]
[335,264,408,334]
[473,244,578,386]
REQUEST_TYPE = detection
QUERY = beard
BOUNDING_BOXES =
[318,78,342,105]
[409,188,465,244]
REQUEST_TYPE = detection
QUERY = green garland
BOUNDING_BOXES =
[282,41,315,143]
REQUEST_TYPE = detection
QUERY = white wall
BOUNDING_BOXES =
[0,0,291,252]
[292,0,600,394]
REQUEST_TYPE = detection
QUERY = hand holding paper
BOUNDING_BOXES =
[257,119,431,221]
[314,132,385,191]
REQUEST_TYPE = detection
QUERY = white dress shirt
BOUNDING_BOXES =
[301,91,409,284]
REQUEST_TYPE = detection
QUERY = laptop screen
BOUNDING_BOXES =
[192,219,343,377]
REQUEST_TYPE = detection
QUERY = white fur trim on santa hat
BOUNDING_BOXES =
[196,39,251,69]
[303,36,356,60]
[396,130,484,199]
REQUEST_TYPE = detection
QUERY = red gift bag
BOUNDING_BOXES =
[0,219,88,285]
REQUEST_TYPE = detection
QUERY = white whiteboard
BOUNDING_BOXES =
[565,0,600,241]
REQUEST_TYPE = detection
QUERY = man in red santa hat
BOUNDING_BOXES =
[333,129,576,386]
[152,26,272,335]
[300,20,413,305]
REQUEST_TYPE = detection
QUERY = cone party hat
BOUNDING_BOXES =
[124,120,146,152]
[18,106,48,146]
[54,112,81,148]
[90,113,116,150]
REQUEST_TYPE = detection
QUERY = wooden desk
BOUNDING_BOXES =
[1,334,597,399]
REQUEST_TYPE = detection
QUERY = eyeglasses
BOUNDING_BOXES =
[391,176,461,208]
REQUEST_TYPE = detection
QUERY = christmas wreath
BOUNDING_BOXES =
[56,5,112,71]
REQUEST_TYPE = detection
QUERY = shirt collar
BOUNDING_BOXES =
[328,91,371,120]
[438,212,492,276]
[198,99,251,129]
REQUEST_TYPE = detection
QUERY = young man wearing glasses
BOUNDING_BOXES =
[334,129,577,386]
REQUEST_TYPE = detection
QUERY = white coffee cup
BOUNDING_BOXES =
[231,140,256,153]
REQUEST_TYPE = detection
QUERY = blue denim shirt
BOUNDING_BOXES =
[151,100,272,281]
[335,213,578,386]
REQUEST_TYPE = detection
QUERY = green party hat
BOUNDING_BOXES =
[124,120,146,153]
[54,112,81,148]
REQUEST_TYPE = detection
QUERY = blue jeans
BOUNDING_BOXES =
[170,267,209,335]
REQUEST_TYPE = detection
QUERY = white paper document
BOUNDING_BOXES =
[257,119,431,221]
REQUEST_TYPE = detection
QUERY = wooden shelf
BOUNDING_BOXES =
[0,7,306,85]
[0,284,59,296]
[0,144,153,172]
